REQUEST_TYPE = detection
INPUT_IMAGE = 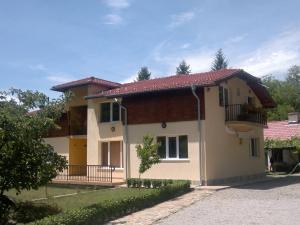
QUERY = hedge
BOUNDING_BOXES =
[29,180,190,225]
[126,178,174,188]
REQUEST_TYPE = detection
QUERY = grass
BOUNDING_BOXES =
[5,184,156,223]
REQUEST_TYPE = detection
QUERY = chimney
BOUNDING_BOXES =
[288,112,299,124]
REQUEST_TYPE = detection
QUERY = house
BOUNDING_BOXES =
[45,68,275,185]
[264,112,300,172]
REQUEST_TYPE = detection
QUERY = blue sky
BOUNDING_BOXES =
[1,0,300,98]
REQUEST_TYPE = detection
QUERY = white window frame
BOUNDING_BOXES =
[100,102,121,123]
[157,135,188,160]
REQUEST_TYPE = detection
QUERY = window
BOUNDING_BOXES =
[219,86,224,106]
[157,137,166,158]
[156,135,188,159]
[100,102,120,122]
[250,138,259,157]
[219,86,229,107]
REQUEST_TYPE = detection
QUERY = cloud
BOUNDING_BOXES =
[181,43,191,49]
[236,28,300,76]
[168,11,195,29]
[28,64,47,71]
[103,0,130,9]
[46,74,75,84]
[103,14,123,25]
[225,33,248,45]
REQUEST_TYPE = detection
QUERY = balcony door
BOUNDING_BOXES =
[101,141,122,168]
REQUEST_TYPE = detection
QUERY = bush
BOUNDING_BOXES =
[126,178,133,188]
[152,180,162,188]
[30,180,191,225]
[143,179,151,188]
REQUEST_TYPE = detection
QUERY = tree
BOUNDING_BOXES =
[0,89,68,222]
[211,48,228,71]
[286,65,300,86]
[137,67,151,81]
[176,60,191,75]
[135,135,160,179]
[262,65,300,121]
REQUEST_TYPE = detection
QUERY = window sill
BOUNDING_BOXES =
[160,159,190,163]
[99,121,121,125]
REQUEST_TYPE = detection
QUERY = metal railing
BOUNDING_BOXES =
[225,104,267,125]
[55,165,116,183]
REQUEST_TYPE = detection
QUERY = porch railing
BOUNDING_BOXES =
[225,104,267,125]
[55,165,116,183]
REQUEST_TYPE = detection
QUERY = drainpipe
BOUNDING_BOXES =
[191,85,203,185]
[114,98,129,180]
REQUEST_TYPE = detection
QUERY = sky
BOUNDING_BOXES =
[1,0,300,98]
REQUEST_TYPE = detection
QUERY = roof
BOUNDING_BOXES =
[264,120,300,140]
[51,76,121,92]
[85,69,275,108]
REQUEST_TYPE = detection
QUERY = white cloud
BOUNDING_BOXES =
[168,11,195,29]
[103,14,123,25]
[236,28,300,76]
[28,64,47,71]
[47,74,75,84]
[103,0,130,9]
[181,43,191,49]
[225,33,248,45]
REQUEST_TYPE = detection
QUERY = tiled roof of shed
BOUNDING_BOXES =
[264,121,300,140]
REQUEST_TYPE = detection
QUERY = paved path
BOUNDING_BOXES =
[157,175,300,225]
[106,189,214,225]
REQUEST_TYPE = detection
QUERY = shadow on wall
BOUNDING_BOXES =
[235,174,300,190]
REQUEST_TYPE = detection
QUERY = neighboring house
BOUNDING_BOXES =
[45,69,275,185]
[264,112,300,172]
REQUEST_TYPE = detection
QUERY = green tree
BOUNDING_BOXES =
[137,67,151,81]
[286,65,300,85]
[262,66,300,121]
[176,60,191,75]
[0,89,68,222]
[211,48,228,71]
[136,135,160,179]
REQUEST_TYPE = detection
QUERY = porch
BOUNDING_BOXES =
[53,165,124,185]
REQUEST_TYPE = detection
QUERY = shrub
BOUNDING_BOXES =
[152,179,162,188]
[143,179,151,188]
[30,180,191,225]
[126,178,133,188]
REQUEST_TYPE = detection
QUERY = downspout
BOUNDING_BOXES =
[114,98,129,180]
[191,85,203,185]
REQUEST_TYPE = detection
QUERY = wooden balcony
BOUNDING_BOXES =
[225,104,267,132]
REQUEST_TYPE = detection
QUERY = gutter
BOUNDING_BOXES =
[191,85,203,185]
[114,98,129,180]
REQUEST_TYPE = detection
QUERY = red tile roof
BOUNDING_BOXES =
[88,69,243,98]
[264,121,300,140]
[85,69,275,108]
[51,76,121,92]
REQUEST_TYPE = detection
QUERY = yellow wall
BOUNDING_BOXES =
[127,121,201,182]
[87,98,123,165]
[204,77,265,184]
[44,137,69,160]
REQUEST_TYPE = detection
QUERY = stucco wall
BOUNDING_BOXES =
[45,137,69,161]
[204,77,265,184]
[87,98,123,165]
[127,121,201,182]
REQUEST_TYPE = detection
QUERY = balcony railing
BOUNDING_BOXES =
[225,104,267,125]
[55,165,116,183]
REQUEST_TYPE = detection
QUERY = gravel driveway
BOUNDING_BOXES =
[157,174,300,225]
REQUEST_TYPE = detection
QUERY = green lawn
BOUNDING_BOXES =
[6,184,156,223]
